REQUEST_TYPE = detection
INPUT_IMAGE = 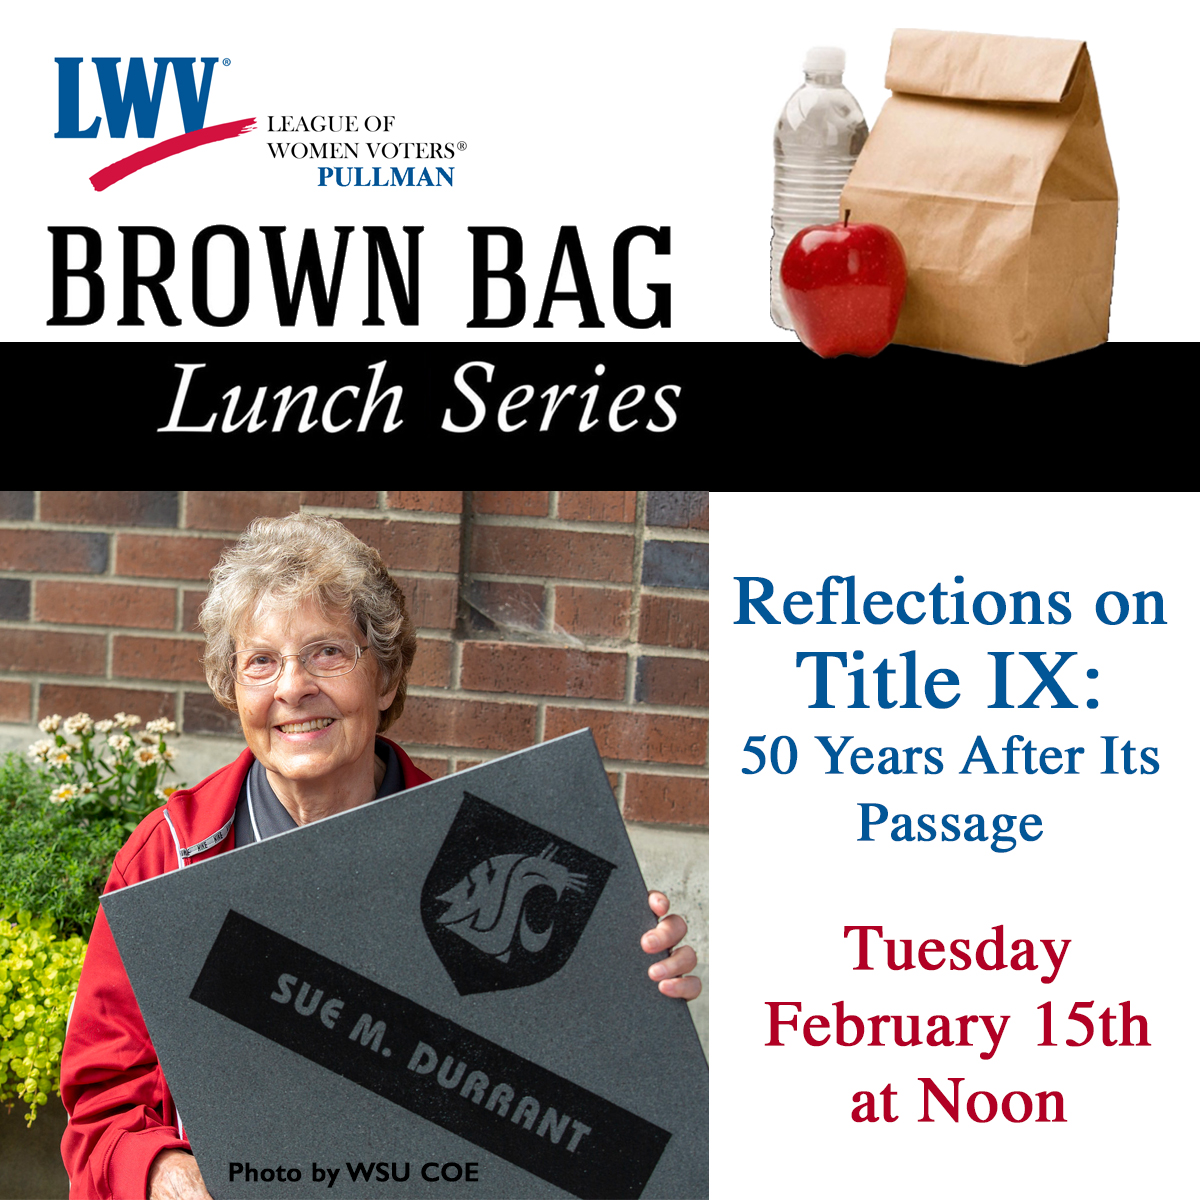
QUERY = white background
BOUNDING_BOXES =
[710,493,1196,1197]
[4,0,1196,341]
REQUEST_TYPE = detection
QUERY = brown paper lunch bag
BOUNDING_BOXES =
[841,29,1118,365]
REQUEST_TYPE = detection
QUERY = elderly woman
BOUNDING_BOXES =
[59,514,699,1200]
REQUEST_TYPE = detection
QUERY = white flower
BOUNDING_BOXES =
[139,733,157,745]
[108,734,132,753]
[38,715,62,733]
[28,739,53,761]
[79,781,96,795]
[133,747,161,767]
[114,712,142,729]
[49,784,77,804]
[93,719,115,734]
[48,748,73,767]
[160,746,178,763]
[145,718,177,735]
[63,713,93,735]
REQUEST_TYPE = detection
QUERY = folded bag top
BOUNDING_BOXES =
[842,29,1118,365]
[886,28,1084,104]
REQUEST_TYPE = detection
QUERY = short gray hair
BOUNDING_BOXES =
[199,514,417,731]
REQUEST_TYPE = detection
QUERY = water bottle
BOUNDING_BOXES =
[771,46,869,329]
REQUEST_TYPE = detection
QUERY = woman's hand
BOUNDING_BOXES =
[641,891,701,1000]
[148,1150,213,1200]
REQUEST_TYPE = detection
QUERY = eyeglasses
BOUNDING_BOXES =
[233,639,367,687]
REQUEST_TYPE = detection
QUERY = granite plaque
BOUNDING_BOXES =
[101,731,708,1199]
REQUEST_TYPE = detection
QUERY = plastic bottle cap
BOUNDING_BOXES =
[804,46,846,73]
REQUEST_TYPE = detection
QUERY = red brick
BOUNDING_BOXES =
[183,589,208,632]
[387,491,463,514]
[639,595,708,650]
[462,643,626,700]
[0,629,106,675]
[542,705,700,763]
[464,581,545,634]
[623,774,708,825]
[302,491,378,509]
[113,636,207,682]
[0,681,31,722]
[116,534,233,580]
[544,707,707,765]
[397,696,537,752]
[41,491,178,528]
[392,576,458,630]
[406,755,449,780]
[186,491,302,532]
[39,684,175,725]
[557,491,637,523]
[554,587,631,640]
[409,637,452,688]
[635,656,708,707]
[472,527,634,583]
[341,519,460,573]
[0,529,109,574]
[474,491,549,516]
[36,581,176,630]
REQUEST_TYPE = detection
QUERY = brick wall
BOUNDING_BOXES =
[0,491,708,827]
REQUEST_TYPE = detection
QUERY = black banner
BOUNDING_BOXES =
[5,340,1162,481]
[190,910,670,1199]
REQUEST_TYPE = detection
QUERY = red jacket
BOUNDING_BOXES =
[59,739,431,1200]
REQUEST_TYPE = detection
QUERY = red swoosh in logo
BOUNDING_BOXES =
[90,116,256,192]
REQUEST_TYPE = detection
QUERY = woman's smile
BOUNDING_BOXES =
[274,716,337,737]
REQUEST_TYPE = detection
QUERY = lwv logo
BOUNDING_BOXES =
[54,57,254,192]
[55,57,218,138]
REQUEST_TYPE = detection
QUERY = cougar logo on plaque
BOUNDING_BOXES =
[423,792,616,995]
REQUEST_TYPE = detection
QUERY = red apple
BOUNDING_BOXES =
[780,215,907,358]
